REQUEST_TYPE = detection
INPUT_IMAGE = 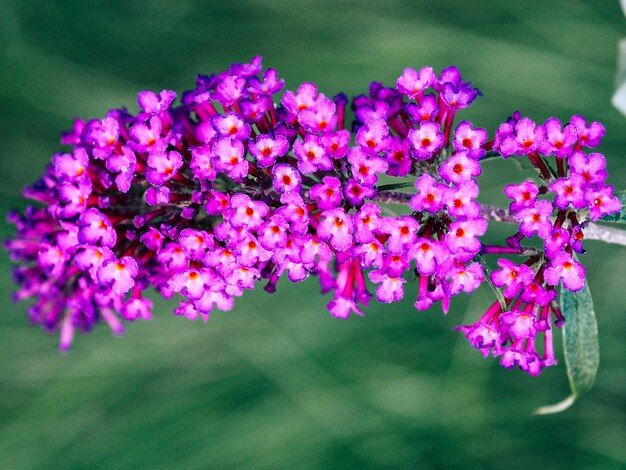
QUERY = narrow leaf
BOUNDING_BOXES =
[481,150,502,161]
[561,281,599,398]
[534,395,576,415]
[599,190,626,223]
[475,254,507,311]
[376,182,415,192]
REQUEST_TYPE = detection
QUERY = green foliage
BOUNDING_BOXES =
[536,281,599,415]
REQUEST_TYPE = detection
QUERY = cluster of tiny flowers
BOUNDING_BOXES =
[6,57,619,376]
[457,112,620,375]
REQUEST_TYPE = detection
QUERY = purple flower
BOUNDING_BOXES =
[490,259,534,298]
[106,146,137,192]
[179,229,214,260]
[310,176,342,210]
[212,75,246,106]
[369,270,406,303]
[129,116,164,154]
[568,151,607,186]
[356,118,391,155]
[227,194,269,229]
[211,113,251,140]
[544,252,586,291]
[347,148,388,187]
[408,238,445,276]
[282,82,320,115]
[137,89,176,115]
[515,200,554,239]
[249,134,289,167]
[354,203,382,243]
[298,97,337,133]
[317,208,354,252]
[97,257,139,294]
[53,148,90,183]
[380,216,419,255]
[211,138,248,180]
[570,115,605,148]
[122,297,154,321]
[77,209,117,247]
[455,322,501,357]
[447,262,484,295]
[410,174,446,213]
[439,151,482,186]
[538,117,577,157]
[443,180,480,219]
[190,146,217,181]
[405,94,439,123]
[503,180,539,213]
[293,135,332,174]
[549,174,587,210]
[248,68,284,95]
[444,218,487,255]
[453,121,488,151]
[272,164,302,194]
[343,179,376,206]
[408,121,444,159]
[320,130,350,159]
[395,66,435,99]
[146,150,183,186]
[585,186,621,221]
[327,296,363,319]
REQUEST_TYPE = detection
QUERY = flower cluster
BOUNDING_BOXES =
[457,113,620,375]
[6,57,619,376]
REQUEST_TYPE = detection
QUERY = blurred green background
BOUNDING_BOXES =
[1,1,625,468]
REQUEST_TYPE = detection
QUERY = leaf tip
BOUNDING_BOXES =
[533,394,576,416]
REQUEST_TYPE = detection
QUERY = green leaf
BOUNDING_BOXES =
[376,182,415,192]
[481,150,502,161]
[599,190,626,223]
[561,281,599,397]
[534,280,599,415]
[475,254,506,311]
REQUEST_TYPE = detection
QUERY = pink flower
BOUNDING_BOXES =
[544,252,586,291]
[97,257,139,294]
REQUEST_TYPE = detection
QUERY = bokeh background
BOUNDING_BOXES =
[1,1,625,468]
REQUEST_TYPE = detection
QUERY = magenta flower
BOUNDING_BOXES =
[443,181,480,219]
[298,97,337,133]
[97,257,139,294]
[317,208,354,252]
[439,150,482,186]
[538,117,577,157]
[503,180,539,213]
[445,218,487,255]
[491,259,534,298]
[396,66,435,99]
[347,148,388,187]
[310,176,343,210]
[77,209,116,247]
[515,200,554,239]
[211,113,251,140]
[408,121,444,159]
[356,118,391,155]
[211,138,248,180]
[453,121,488,151]
[146,150,183,186]
[293,135,332,174]
[249,134,289,168]
[271,164,302,194]
[585,186,621,221]
[544,252,586,291]
[568,151,607,185]
[570,115,605,148]
[410,174,446,213]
